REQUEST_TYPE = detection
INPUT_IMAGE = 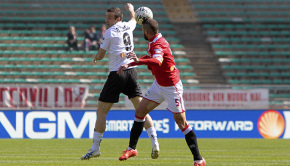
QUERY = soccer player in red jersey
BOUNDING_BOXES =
[117,18,206,166]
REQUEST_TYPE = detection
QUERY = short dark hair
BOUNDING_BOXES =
[107,7,123,21]
[142,18,159,35]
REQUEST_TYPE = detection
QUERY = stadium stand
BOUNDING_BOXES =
[188,0,290,108]
[161,0,290,108]
[1,0,289,109]
[0,0,196,108]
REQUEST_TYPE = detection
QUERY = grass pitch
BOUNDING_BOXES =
[0,138,289,166]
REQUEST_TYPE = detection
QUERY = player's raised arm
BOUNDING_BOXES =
[125,3,136,22]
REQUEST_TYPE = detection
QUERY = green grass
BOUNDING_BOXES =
[0,139,289,166]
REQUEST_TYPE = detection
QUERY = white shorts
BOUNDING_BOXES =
[143,80,185,113]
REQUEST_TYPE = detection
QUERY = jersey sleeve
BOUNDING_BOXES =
[126,20,136,31]
[150,45,164,64]
[100,30,112,51]
[139,55,151,59]
[129,58,161,67]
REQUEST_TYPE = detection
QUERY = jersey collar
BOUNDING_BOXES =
[149,33,162,42]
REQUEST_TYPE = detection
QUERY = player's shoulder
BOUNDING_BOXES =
[151,36,169,48]
[159,36,169,44]
[158,37,170,48]
[104,27,113,38]
[107,22,133,37]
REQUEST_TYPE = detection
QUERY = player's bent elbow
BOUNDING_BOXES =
[95,56,103,61]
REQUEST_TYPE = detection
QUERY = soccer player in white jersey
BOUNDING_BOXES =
[117,18,206,166]
[80,3,159,160]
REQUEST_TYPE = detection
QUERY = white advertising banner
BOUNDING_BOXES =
[183,89,269,109]
[125,89,269,109]
[0,85,88,109]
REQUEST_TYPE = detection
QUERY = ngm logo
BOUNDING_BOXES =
[258,110,290,139]
[0,111,96,139]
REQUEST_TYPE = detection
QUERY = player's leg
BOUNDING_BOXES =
[92,101,114,153]
[173,113,206,165]
[144,114,160,159]
[124,69,160,158]
[81,71,125,160]
[173,114,201,157]
[119,98,159,161]
[130,96,157,133]
[164,80,205,165]
[80,101,113,160]
[130,96,159,159]
[94,101,114,132]
[120,80,162,161]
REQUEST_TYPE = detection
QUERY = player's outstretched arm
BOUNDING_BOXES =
[125,3,136,22]
[93,48,106,62]
[117,64,129,75]
[127,51,139,63]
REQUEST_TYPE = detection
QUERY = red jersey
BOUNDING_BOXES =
[130,33,180,86]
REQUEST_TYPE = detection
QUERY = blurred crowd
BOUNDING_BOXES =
[66,24,107,52]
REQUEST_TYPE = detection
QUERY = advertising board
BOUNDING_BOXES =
[1,110,288,139]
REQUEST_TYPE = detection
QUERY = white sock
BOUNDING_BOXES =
[146,127,159,149]
[91,131,103,151]
[182,125,192,135]
[134,116,145,122]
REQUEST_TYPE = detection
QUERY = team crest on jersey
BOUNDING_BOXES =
[120,53,126,58]
[147,52,151,56]
[145,90,150,97]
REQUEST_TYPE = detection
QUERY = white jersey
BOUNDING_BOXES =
[100,20,136,71]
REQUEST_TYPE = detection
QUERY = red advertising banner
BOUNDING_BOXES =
[0,85,88,109]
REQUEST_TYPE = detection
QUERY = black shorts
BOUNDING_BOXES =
[99,68,142,103]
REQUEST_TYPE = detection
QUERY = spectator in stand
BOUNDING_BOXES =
[96,24,107,50]
[84,26,98,51]
[67,26,78,51]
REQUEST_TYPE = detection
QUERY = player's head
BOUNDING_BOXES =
[142,18,159,40]
[106,7,123,28]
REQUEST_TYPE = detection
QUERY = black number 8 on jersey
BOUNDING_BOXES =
[123,32,132,51]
